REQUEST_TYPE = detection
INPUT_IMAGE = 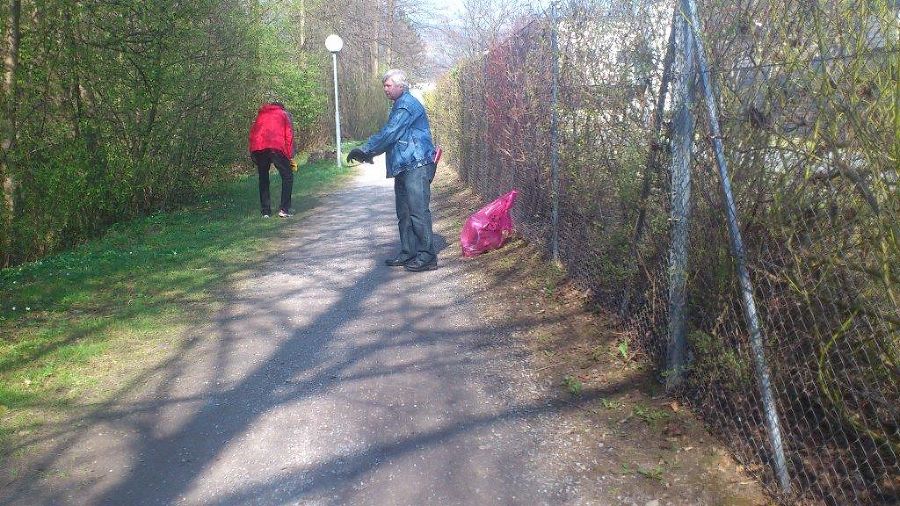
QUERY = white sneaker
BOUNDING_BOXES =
[277,210,293,218]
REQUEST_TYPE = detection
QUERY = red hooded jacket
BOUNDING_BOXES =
[249,103,294,158]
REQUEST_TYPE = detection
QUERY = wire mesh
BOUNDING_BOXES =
[429,0,899,503]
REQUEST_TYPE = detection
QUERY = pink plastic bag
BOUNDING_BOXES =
[460,190,518,258]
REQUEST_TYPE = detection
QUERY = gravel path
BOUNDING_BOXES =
[3,161,596,505]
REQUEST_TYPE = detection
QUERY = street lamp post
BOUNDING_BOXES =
[325,34,344,168]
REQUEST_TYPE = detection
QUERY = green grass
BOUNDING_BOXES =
[635,463,665,481]
[0,147,356,457]
[563,375,583,396]
[598,397,623,410]
[632,403,671,426]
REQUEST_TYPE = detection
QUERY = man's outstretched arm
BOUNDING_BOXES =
[360,108,412,157]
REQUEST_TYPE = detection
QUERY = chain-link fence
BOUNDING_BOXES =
[429,0,899,503]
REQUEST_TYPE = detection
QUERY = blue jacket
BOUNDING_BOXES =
[361,90,436,178]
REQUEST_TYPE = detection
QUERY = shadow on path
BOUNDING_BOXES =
[1,163,639,505]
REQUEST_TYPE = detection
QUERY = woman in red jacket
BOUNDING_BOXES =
[249,102,295,217]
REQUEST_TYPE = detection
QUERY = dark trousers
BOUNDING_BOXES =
[252,149,293,215]
[394,163,437,262]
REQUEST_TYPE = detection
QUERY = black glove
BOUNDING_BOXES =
[347,148,373,164]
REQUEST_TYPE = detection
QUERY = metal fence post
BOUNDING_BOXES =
[680,0,792,493]
[549,1,561,263]
[665,12,696,391]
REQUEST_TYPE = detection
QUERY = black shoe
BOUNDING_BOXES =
[404,258,438,272]
[385,256,413,267]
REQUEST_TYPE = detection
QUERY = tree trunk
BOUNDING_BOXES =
[371,7,379,77]
[2,0,22,265]
[299,0,305,48]
[385,0,394,67]
[63,4,82,137]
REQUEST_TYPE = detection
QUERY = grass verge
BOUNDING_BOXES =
[0,148,356,463]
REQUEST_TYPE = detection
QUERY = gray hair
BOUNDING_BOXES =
[382,69,409,88]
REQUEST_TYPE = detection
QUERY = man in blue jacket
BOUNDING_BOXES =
[348,69,439,272]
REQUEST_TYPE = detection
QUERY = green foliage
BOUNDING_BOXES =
[635,464,665,481]
[632,403,671,426]
[563,375,583,395]
[616,340,630,361]
[0,0,266,266]
[426,66,464,168]
[541,261,566,297]
[0,0,339,268]
[598,397,623,410]
[256,19,329,152]
[686,331,751,392]
[339,73,390,141]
